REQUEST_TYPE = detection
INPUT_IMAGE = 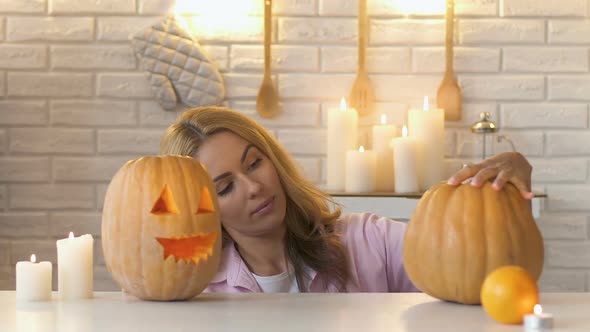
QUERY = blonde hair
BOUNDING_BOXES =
[160,106,349,291]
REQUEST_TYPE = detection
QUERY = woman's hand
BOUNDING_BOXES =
[447,152,534,200]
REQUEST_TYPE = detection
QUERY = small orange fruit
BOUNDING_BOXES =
[481,265,539,324]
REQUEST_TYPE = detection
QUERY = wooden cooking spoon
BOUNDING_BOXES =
[256,0,280,118]
[436,0,462,121]
[348,0,375,116]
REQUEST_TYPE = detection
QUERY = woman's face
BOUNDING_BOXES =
[196,131,287,240]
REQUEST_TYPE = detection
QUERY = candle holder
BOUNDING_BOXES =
[471,112,516,160]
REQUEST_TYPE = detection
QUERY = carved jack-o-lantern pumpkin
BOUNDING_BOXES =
[101,155,221,301]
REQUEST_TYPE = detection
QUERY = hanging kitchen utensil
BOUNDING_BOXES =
[256,0,280,118]
[436,0,462,121]
[348,0,375,116]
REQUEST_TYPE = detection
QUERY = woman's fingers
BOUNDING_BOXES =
[470,166,500,187]
[494,171,534,199]
[447,163,482,185]
[447,152,534,199]
[491,169,510,190]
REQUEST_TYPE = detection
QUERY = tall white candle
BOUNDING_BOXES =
[327,98,358,191]
[345,146,377,193]
[392,126,419,193]
[408,96,445,191]
[56,232,94,300]
[372,114,399,192]
[15,254,52,302]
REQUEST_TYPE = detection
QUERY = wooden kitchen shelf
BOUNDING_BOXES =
[328,191,547,199]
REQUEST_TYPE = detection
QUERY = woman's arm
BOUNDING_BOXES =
[446,152,534,200]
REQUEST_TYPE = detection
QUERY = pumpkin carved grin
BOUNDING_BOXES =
[156,232,218,266]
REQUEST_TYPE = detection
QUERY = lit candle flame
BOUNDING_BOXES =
[30,254,36,263]
[68,231,74,239]
[423,96,429,112]
[402,125,408,137]
[359,146,365,153]
[534,304,543,315]
[380,114,387,125]
[340,98,347,111]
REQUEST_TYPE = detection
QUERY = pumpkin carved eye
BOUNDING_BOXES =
[151,184,179,215]
[197,186,214,214]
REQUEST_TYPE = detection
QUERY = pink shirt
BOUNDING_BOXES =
[205,213,420,293]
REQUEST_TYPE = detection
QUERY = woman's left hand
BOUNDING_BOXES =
[447,152,534,200]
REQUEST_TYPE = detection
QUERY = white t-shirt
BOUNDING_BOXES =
[252,270,299,293]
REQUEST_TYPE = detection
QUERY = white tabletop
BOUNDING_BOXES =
[0,291,587,332]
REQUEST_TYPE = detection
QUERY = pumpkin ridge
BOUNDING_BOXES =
[145,157,160,299]
[457,184,467,303]
[184,158,203,296]
[509,185,544,279]
[443,184,460,302]
[130,159,145,296]
[482,183,492,302]
[412,185,436,295]
[430,184,451,298]
[502,185,519,267]
[168,156,185,298]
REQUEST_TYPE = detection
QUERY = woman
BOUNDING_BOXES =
[160,106,534,293]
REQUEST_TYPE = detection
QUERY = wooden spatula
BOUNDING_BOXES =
[436,0,462,121]
[256,0,280,118]
[348,0,375,116]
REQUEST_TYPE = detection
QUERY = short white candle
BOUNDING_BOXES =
[408,96,445,191]
[372,114,399,192]
[327,98,358,191]
[56,232,94,300]
[391,125,419,193]
[15,254,52,302]
[524,304,554,331]
[345,146,377,193]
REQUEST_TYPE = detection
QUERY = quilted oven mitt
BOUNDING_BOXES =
[131,15,225,110]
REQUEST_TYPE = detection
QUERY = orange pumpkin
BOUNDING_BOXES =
[102,155,221,301]
[403,182,544,305]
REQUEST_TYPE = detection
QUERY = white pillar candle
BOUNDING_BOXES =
[408,96,445,191]
[392,126,419,193]
[15,254,52,302]
[372,114,399,192]
[56,232,94,300]
[345,146,377,193]
[327,98,358,191]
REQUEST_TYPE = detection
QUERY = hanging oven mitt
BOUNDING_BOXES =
[131,15,225,110]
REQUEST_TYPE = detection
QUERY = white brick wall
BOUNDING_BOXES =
[413,47,500,73]
[501,0,587,17]
[0,0,590,293]
[51,45,137,70]
[549,20,590,44]
[49,0,135,14]
[7,17,94,41]
[0,0,44,13]
[459,19,544,44]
